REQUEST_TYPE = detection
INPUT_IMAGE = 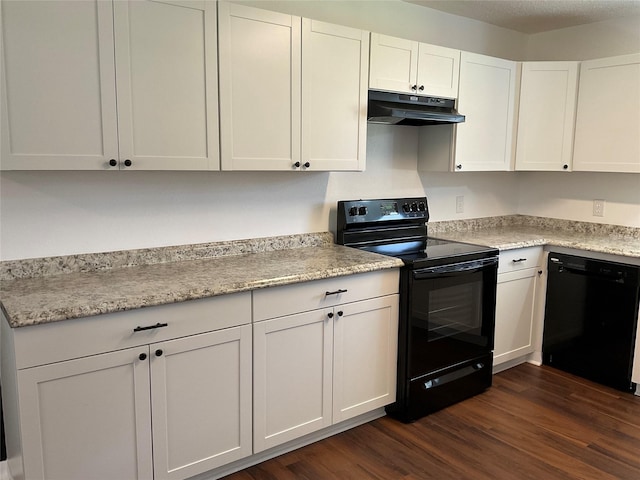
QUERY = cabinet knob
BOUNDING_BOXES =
[411,85,417,91]
[155,349,163,357]
[456,164,463,170]
[563,164,568,170]
[337,311,343,317]
[327,312,334,319]
[109,159,117,167]
[293,161,301,168]
[418,85,424,91]
[124,159,132,167]
[139,353,147,361]
[538,270,543,275]
[303,162,310,168]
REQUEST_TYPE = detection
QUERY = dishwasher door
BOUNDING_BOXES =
[543,252,640,392]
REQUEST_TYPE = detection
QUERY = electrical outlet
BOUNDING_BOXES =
[593,199,605,217]
[456,195,464,214]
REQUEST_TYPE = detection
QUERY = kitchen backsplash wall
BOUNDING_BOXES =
[517,172,640,227]
[2,124,638,260]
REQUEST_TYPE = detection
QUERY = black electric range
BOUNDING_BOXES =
[337,197,499,421]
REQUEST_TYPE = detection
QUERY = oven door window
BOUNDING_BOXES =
[409,260,497,377]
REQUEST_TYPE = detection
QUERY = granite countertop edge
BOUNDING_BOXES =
[1,241,403,328]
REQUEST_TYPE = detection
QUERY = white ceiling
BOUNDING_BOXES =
[403,0,640,34]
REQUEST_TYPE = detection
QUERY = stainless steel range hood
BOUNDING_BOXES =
[368,89,465,126]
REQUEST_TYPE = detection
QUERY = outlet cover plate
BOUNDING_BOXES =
[593,199,604,217]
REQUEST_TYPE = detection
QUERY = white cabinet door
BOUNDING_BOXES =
[1,0,118,170]
[455,52,518,171]
[17,347,153,480]
[494,268,538,366]
[151,325,252,480]
[515,62,579,172]
[416,43,460,99]
[369,33,418,94]
[218,2,301,171]
[573,54,640,173]
[113,0,219,171]
[369,34,459,99]
[253,309,333,452]
[302,19,368,171]
[333,295,398,423]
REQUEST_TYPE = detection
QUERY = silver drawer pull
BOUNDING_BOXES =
[133,322,168,333]
[512,258,527,263]
[325,289,347,296]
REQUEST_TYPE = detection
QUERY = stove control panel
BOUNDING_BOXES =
[337,197,429,226]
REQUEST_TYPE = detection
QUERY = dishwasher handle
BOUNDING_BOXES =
[550,256,629,284]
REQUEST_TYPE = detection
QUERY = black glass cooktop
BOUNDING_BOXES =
[364,237,498,268]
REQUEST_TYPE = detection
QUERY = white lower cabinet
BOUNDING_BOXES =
[2,271,400,478]
[2,293,252,480]
[494,247,543,367]
[17,346,155,480]
[252,270,399,453]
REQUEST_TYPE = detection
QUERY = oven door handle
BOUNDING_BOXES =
[413,257,498,279]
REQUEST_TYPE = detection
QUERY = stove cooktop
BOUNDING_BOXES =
[363,237,498,269]
[336,197,498,268]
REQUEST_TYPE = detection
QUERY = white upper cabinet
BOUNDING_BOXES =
[301,19,368,171]
[218,2,301,171]
[455,52,518,172]
[1,0,118,170]
[369,33,460,99]
[112,0,219,171]
[515,62,579,172]
[0,0,219,171]
[573,53,640,173]
[218,3,368,171]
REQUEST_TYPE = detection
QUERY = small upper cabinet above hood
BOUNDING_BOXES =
[368,90,465,126]
[369,33,461,99]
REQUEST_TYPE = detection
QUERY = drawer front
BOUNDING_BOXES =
[13,292,251,369]
[253,269,400,321]
[498,247,543,274]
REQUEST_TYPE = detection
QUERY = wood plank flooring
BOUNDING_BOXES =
[224,364,640,480]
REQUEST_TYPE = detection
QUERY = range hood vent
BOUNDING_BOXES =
[367,90,465,126]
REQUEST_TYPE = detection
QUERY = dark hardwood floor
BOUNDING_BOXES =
[224,364,640,480]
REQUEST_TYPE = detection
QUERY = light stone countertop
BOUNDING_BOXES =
[2,217,638,328]
[0,238,402,328]
[429,215,640,258]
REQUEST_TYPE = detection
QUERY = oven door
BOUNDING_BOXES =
[409,256,498,378]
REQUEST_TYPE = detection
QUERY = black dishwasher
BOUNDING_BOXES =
[543,252,640,392]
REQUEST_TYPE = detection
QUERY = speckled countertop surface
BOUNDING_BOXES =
[429,215,640,258]
[0,234,402,328]
[2,217,638,328]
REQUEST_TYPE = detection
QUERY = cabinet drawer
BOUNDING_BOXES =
[498,247,543,274]
[252,269,399,321]
[12,292,251,369]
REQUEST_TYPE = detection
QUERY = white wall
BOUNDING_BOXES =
[237,0,527,59]
[525,16,640,60]
[0,125,522,260]
[517,172,640,228]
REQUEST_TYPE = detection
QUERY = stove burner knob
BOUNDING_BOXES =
[410,202,418,212]
[418,202,426,211]
[349,206,358,216]
[358,206,368,216]
[402,203,410,213]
